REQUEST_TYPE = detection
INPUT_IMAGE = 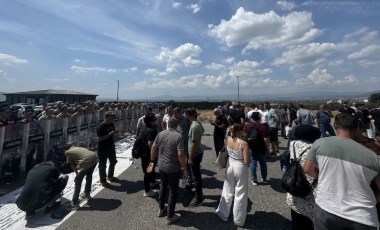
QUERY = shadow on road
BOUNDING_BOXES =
[81,198,122,211]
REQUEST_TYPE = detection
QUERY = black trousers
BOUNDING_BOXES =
[159,170,180,218]
[141,154,156,192]
[191,153,203,200]
[291,209,313,230]
[314,204,377,230]
[97,148,117,182]
[213,135,224,157]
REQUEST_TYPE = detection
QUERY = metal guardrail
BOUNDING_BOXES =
[0,108,145,182]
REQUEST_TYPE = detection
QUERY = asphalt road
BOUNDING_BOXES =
[57,123,292,230]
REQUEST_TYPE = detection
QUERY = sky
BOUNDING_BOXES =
[0,0,380,100]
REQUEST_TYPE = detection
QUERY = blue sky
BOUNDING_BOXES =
[0,0,379,100]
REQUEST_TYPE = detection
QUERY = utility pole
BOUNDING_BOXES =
[237,76,240,102]
[116,80,119,103]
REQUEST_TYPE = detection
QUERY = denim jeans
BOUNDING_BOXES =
[250,154,267,181]
[72,164,96,204]
[159,170,180,219]
[314,204,377,230]
[191,153,203,199]
[320,123,336,137]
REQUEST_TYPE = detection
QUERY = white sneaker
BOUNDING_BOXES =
[143,190,157,197]
[251,180,258,186]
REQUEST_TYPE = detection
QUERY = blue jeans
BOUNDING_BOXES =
[250,154,267,181]
[320,123,336,137]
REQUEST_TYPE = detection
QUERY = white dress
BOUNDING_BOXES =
[216,139,248,226]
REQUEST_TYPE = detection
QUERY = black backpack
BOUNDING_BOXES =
[245,123,265,153]
[246,124,260,142]
[281,142,311,197]
[132,130,148,159]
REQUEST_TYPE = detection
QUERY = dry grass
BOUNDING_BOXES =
[198,110,214,122]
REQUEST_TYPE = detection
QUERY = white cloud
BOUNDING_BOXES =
[208,7,322,52]
[333,75,358,85]
[347,44,380,59]
[229,60,272,77]
[205,63,227,71]
[44,78,70,82]
[172,2,201,14]
[0,53,28,64]
[243,77,290,88]
[134,74,207,89]
[183,56,202,67]
[296,68,333,86]
[344,27,378,43]
[123,66,138,72]
[165,67,178,74]
[359,60,380,67]
[273,42,353,68]
[224,57,235,64]
[172,2,182,8]
[156,43,202,69]
[189,4,201,14]
[73,59,85,63]
[328,59,344,66]
[144,68,168,77]
[71,65,118,74]
[157,43,202,62]
[276,0,296,11]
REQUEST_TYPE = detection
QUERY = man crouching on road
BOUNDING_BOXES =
[16,162,69,221]
[147,118,188,225]
[64,145,98,210]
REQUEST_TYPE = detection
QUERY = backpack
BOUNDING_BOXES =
[132,132,145,159]
[281,142,311,197]
[51,203,69,219]
[132,129,150,159]
[245,123,265,153]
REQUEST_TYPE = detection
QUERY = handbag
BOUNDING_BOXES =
[214,146,228,169]
[281,142,311,197]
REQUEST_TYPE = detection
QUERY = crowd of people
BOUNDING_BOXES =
[4,99,380,228]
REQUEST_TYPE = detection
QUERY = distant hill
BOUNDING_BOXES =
[131,91,373,102]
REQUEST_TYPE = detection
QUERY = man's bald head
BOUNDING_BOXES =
[213,108,221,116]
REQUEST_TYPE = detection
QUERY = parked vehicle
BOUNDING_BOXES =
[10,104,33,117]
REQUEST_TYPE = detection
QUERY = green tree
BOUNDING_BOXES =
[369,93,380,104]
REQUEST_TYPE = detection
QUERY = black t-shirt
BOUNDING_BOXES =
[141,128,158,158]
[97,122,116,150]
[214,115,228,137]
[229,109,245,124]
[16,163,60,211]
[289,107,297,119]
[370,109,380,126]
[339,107,356,115]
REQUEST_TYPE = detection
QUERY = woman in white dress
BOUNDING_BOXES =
[216,124,251,227]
